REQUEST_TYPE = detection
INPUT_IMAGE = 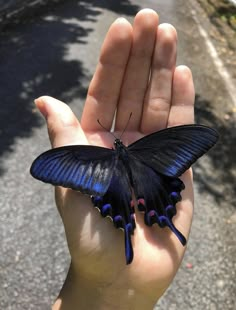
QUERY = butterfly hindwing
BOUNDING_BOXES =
[30,145,116,196]
[92,161,135,264]
[130,158,187,245]
[128,125,219,177]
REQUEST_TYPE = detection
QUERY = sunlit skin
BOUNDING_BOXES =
[35,9,195,310]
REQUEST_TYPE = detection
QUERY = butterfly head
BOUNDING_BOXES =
[114,139,124,149]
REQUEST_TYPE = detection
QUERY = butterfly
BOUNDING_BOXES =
[30,124,219,264]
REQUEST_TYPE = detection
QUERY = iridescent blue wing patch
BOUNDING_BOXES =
[30,145,116,196]
[128,125,219,177]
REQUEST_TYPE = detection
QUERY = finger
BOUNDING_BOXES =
[35,96,87,148]
[167,66,195,238]
[115,9,158,131]
[141,24,177,133]
[168,65,195,127]
[81,18,132,132]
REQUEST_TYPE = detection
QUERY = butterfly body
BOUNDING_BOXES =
[30,124,219,264]
[113,139,134,185]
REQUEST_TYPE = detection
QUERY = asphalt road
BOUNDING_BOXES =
[0,0,235,309]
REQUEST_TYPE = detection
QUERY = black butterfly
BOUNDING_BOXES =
[30,124,219,264]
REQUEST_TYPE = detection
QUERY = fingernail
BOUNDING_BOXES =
[115,17,127,23]
[34,97,48,118]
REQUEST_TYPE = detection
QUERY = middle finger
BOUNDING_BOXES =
[115,9,158,131]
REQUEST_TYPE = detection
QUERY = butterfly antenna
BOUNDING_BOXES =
[119,112,132,140]
[97,118,117,139]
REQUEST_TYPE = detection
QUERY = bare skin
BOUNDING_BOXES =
[35,9,195,310]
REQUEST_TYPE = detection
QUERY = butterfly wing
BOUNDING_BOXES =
[30,145,116,196]
[30,124,219,264]
[130,159,187,245]
[128,125,219,177]
[92,161,135,264]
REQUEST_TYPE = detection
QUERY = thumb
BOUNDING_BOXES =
[35,96,87,148]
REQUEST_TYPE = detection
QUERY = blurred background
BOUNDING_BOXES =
[0,0,235,309]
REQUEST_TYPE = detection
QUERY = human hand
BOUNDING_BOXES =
[35,9,195,310]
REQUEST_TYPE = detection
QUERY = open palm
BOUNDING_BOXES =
[37,9,195,310]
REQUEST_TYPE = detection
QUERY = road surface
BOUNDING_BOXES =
[0,0,235,309]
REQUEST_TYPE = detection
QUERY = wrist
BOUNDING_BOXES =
[52,262,157,310]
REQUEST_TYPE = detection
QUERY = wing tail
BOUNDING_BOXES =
[131,159,187,246]
[125,223,134,264]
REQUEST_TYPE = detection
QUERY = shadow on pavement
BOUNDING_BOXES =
[194,94,236,207]
[0,0,139,175]
[4,0,233,207]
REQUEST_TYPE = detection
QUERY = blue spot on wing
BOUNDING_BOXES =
[130,158,187,246]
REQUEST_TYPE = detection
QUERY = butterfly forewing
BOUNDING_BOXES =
[30,145,116,196]
[128,125,219,177]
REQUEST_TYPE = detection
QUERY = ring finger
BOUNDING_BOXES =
[141,23,177,134]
